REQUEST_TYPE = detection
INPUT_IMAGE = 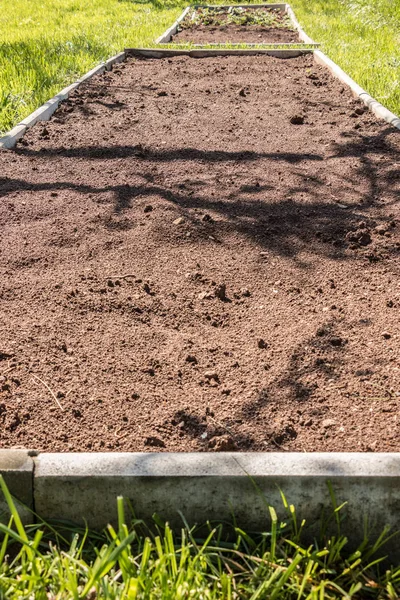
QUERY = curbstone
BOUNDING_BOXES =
[314,50,400,130]
[105,51,126,71]
[77,63,106,84]
[155,6,192,44]
[126,48,312,58]
[34,452,400,557]
[19,97,60,129]
[0,125,27,150]
[56,82,80,101]
[285,4,315,45]
[0,53,125,149]
[0,450,34,523]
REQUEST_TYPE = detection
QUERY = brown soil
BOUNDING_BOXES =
[172,7,299,44]
[171,25,299,44]
[0,54,399,453]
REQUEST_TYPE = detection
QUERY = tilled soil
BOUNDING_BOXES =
[172,6,299,44]
[0,54,399,453]
[171,25,299,44]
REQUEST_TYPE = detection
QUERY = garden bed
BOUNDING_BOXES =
[169,6,300,44]
[0,53,399,453]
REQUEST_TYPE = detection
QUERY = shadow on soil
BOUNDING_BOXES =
[2,127,399,265]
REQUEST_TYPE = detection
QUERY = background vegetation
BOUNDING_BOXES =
[0,0,399,133]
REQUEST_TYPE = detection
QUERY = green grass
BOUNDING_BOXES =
[0,0,399,133]
[1,477,400,599]
[179,6,296,29]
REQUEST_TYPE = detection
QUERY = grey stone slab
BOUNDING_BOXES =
[286,5,315,44]
[0,125,27,150]
[56,82,80,101]
[34,452,400,558]
[19,97,60,128]
[0,450,34,523]
[155,6,191,44]
[78,64,106,84]
[105,52,126,71]
[127,48,312,58]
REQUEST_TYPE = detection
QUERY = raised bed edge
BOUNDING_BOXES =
[1,451,400,559]
[155,6,192,44]
[125,47,312,58]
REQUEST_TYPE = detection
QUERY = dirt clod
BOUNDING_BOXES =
[290,114,304,125]
[209,435,236,451]
[214,283,227,301]
[145,436,166,448]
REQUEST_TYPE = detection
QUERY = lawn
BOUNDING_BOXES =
[0,0,399,134]
[1,477,400,599]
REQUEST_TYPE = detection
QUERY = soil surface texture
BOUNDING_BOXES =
[172,25,299,44]
[0,54,399,453]
[173,7,299,44]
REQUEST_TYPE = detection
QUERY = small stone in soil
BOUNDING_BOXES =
[173,217,185,225]
[382,331,392,339]
[258,338,268,349]
[238,88,247,97]
[198,291,214,300]
[143,205,153,213]
[241,288,251,297]
[157,91,168,97]
[321,419,336,429]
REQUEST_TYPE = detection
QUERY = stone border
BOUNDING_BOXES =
[1,451,400,558]
[155,3,316,45]
[126,47,311,58]
[0,52,125,150]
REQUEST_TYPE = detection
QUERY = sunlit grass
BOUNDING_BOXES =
[0,0,399,133]
[0,0,186,133]
[0,475,400,599]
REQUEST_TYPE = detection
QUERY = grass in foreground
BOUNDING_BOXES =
[0,0,399,133]
[0,477,400,599]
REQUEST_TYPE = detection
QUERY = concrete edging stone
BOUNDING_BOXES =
[126,47,312,58]
[1,451,400,558]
